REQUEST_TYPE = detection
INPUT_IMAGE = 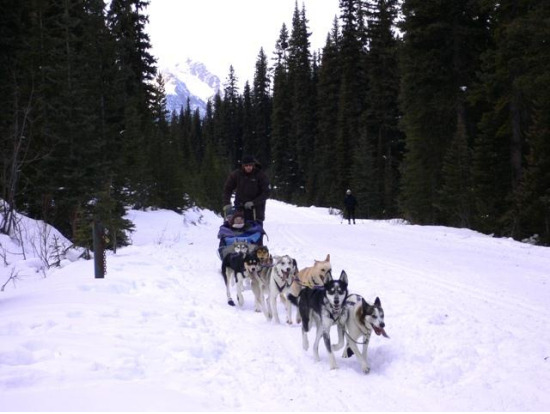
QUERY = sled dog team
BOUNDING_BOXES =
[221,245,389,373]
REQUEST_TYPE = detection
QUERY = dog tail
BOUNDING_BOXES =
[342,346,354,358]
[287,292,299,307]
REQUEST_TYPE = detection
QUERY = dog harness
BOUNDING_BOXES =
[273,270,292,292]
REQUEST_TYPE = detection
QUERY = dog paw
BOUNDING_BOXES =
[361,365,371,374]
[228,299,235,306]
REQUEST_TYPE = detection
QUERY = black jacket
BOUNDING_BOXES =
[223,163,270,221]
[344,194,357,209]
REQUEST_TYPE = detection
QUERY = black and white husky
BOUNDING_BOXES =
[221,243,252,307]
[288,270,349,370]
[339,294,389,373]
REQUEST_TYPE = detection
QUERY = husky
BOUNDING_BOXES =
[255,245,272,266]
[221,244,251,306]
[254,246,272,282]
[243,251,269,317]
[289,254,332,323]
[266,254,299,324]
[232,241,249,255]
[288,270,349,370]
[339,294,389,373]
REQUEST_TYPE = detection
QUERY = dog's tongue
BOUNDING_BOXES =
[373,326,390,338]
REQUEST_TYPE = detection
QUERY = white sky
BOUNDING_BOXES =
[146,0,340,86]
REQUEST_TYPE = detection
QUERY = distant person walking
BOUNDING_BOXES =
[222,155,271,223]
[344,189,357,225]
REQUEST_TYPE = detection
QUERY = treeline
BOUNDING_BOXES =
[205,0,550,245]
[1,0,549,249]
[1,0,178,249]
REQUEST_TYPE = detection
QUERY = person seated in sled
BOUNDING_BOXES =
[217,210,265,251]
[222,154,270,224]
[225,210,247,230]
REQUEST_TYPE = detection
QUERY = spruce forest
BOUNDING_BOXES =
[1,0,549,249]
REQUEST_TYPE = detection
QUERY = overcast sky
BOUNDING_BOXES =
[146,0,340,88]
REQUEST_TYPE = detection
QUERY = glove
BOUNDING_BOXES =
[244,201,254,210]
[223,204,232,218]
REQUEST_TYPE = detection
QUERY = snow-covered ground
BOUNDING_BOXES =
[1,199,549,411]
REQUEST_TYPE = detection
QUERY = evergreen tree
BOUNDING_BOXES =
[251,48,272,168]
[222,65,243,167]
[471,0,549,239]
[107,0,157,208]
[287,3,315,203]
[398,0,489,224]
[518,93,550,244]
[199,99,231,213]
[312,20,341,207]
[241,82,254,157]
[270,23,294,200]
[360,0,402,218]
[438,103,473,227]
[335,0,365,196]
[0,0,34,234]
[350,127,377,218]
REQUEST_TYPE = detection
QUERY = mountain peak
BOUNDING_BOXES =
[161,58,221,117]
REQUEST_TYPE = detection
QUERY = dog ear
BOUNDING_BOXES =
[325,254,330,262]
[339,270,348,284]
[362,298,374,315]
[374,297,381,307]
[325,270,333,282]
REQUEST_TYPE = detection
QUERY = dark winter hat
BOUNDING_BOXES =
[241,154,256,165]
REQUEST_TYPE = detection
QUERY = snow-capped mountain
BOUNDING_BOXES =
[161,59,221,117]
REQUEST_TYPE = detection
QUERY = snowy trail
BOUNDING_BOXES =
[1,200,549,411]
[256,202,550,411]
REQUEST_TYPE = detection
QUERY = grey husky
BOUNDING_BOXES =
[339,294,389,373]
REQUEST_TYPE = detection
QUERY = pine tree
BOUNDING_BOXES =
[0,0,34,235]
[222,65,244,167]
[398,0,489,224]
[438,103,473,227]
[471,1,549,239]
[270,23,294,200]
[361,0,402,218]
[312,19,341,207]
[287,3,315,203]
[107,0,157,208]
[241,82,254,157]
[518,94,550,244]
[251,48,272,168]
[335,0,365,196]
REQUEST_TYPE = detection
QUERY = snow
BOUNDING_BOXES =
[1,199,549,411]
[163,60,219,103]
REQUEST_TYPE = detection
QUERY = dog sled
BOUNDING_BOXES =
[217,207,265,260]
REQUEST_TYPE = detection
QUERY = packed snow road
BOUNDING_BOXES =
[1,199,549,411]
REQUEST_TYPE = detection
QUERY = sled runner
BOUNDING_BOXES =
[217,207,265,260]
